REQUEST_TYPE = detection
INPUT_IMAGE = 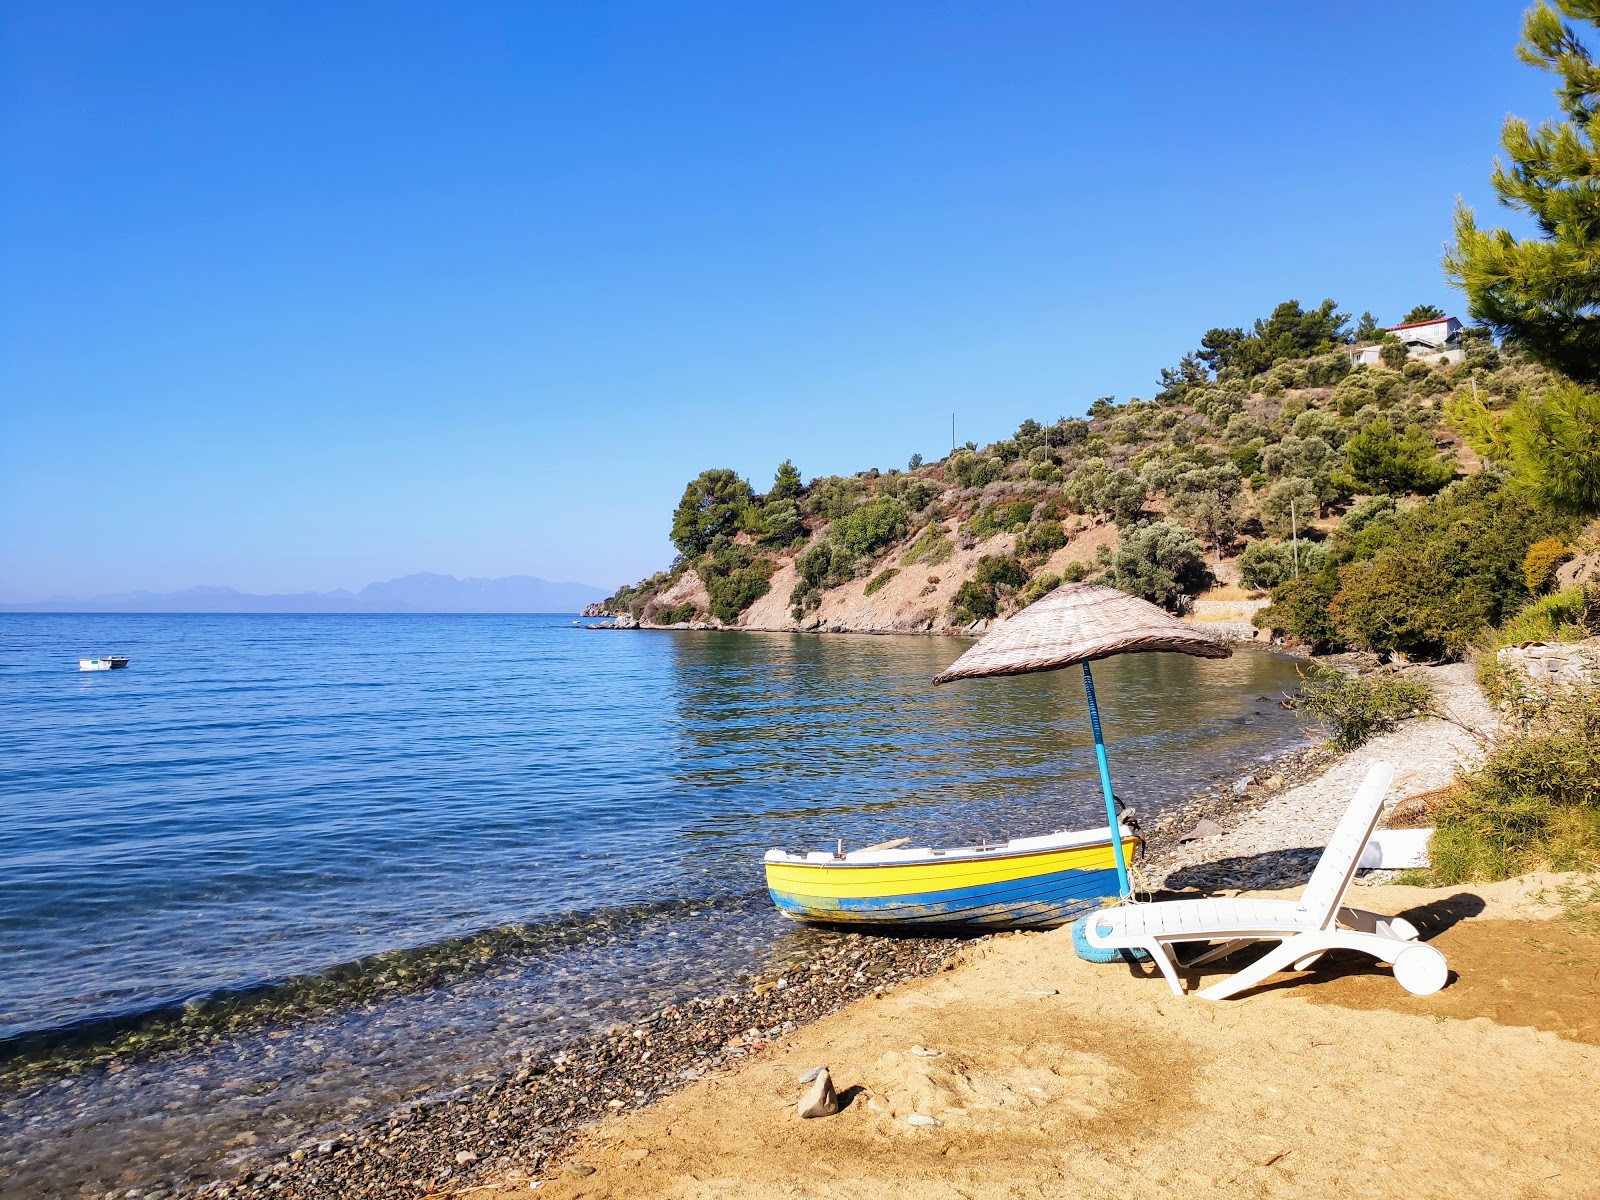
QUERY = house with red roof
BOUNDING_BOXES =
[1351,315,1465,367]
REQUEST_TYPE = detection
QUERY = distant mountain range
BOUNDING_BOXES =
[0,573,609,614]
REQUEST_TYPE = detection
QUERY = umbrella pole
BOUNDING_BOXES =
[1082,661,1131,899]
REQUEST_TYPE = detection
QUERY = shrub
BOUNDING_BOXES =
[653,601,698,625]
[901,479,935,511]
[1101,521,1209,611]
[1379,335,1409,369]
[951,580,998,622]
[1522,536,1572,594]
[947,451,1004,488]
[1024,519,1068,555]
[1429,681,1600,882]
[901,525,954,566]
[743,498,804,547]
[1495,585,1600,647]
[1018,572,1062,607]
[973,554,1029,590]
[832,496,909,558]
[1060,561,1090,583]
[1344,419,1455,495]
[807,475,861,521]
[1254,573,1341,648]
[1296,665,1434,752]
[1237,539,1327,591]
[705,557,775,623]
[864,568,899,596]
[1327,474,1569,658]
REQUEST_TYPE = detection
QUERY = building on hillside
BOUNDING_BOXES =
[1350,315,1466,367]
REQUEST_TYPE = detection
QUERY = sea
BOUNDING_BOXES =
[0,613,1311,1195]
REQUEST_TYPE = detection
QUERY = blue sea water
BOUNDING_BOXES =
[1,612,1308,1044]
[0,612,1317,1195]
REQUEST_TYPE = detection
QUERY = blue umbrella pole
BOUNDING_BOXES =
[1082,661,1131,899]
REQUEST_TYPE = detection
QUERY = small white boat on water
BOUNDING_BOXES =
[79,656,130,672]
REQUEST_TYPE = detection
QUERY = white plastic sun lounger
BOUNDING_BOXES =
[1083,763,1448,1000]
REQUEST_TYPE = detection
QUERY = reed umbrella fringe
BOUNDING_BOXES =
[931,582,1231,685]
[932,582,1232,898]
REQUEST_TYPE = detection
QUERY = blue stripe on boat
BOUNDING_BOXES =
[767,865,1119,929]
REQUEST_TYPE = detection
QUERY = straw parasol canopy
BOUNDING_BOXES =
[932,581,1232,685]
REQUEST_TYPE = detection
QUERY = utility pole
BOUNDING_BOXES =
[951,413,956,456]
[1290,495,1300,580]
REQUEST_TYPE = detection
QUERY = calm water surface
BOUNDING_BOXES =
[0,613,1309,1195]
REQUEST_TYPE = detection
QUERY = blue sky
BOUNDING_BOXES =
[0,2,1552,599]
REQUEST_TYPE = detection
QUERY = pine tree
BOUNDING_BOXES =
[1444,0,1600,386]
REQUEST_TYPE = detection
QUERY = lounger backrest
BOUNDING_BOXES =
[1298,762,1395,930]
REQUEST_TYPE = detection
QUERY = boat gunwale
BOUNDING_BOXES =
[762,830,1139,871]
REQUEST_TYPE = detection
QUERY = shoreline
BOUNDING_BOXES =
[181,664,1483,1200]
[23,660,1477,1200]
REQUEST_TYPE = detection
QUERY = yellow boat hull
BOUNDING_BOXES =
[764,833,1137,930]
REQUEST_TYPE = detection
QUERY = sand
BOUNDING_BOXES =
[476,874,1599,1200]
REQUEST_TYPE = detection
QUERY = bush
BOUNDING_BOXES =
[1429,682,1600,882]
[1379,335,1409,370]
[1060,561,1090,583]
[705,557,775,623]
[1343,419,1455,495]
[1328,474,1569,658]
[1495,585,1600,647]
[951,580,998,622]
[1018,572,1062,607]
[1521,536,1572,594]
[832,496,909,558]
[901,525,954,566]
[1024,519,1068,555]
[1296,665,1434,752]
[743,498,804,547]
[807,475,861,521]
[947,451,1004,488]
[653,601,697,625]
[1237,539,1327,591]
[1102,521,1209,611]
[1254,573,1341,648]
[864,568,899,596]
[973,554,1028,589]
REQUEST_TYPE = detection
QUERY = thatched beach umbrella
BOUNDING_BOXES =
[933,582,1232,898]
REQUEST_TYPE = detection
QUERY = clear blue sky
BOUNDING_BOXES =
[0,1,1551,600]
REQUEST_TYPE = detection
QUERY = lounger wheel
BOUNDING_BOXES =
[1392,943,1447,996]
[1072,914,1150,963]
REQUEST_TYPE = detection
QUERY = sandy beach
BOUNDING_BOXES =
[477,874,1598,1200]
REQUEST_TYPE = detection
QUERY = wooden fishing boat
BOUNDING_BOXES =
[763,824,1139,931]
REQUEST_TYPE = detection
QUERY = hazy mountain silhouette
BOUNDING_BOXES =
[1,573,608,614]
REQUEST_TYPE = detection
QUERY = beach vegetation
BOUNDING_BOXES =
[1430,679,1600,882]
[1295,664,1435,752]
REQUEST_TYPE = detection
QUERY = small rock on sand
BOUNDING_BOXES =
[797,1066,839,1118]
[906,1114,942,1128]
[1180,818,1224,842]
